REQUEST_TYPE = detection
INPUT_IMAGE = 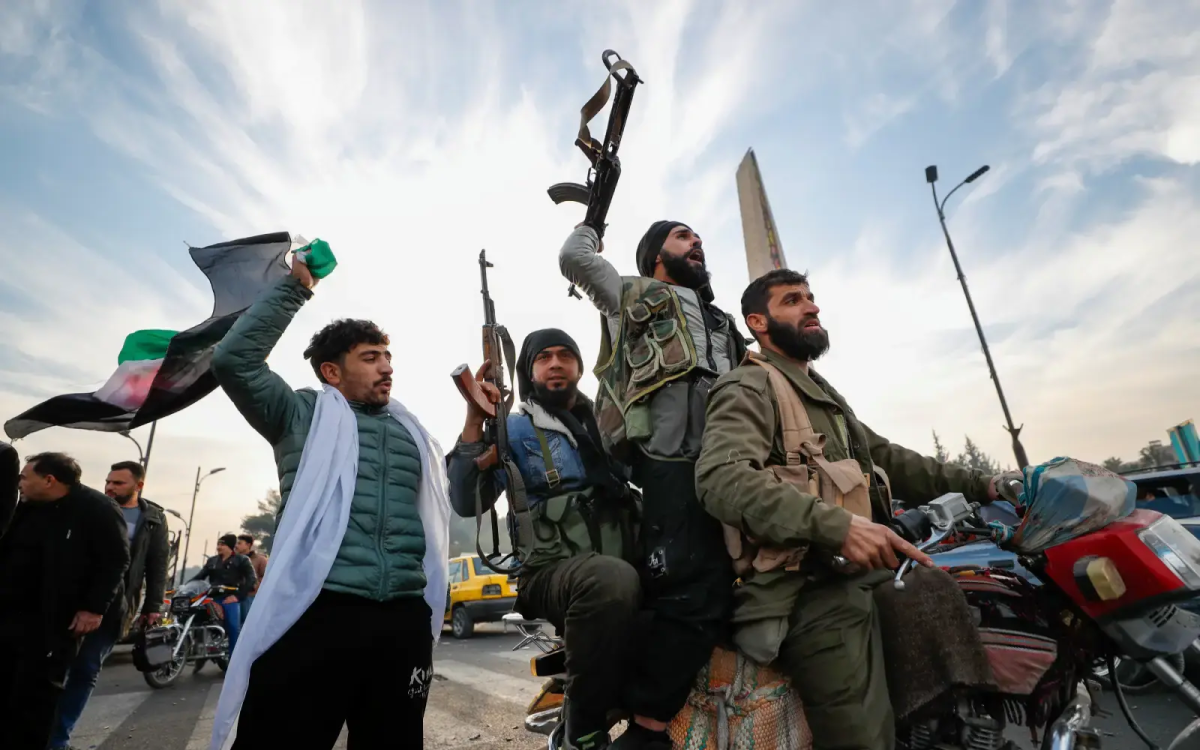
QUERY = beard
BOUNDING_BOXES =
[108,491,136,504]
[658,250,710,290]
[531,380,578,409]
[766,314,830,362]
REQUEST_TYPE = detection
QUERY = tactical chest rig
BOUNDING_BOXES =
[723,352,877,576]
[592,279,700,461]
[520,423,639,572]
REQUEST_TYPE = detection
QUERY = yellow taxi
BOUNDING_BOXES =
[444,554,518,639]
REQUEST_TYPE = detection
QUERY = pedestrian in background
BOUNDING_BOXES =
[235,533,268,625]
[0,451,129,750]
[50,459,169,750]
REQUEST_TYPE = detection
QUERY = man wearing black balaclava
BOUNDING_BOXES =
[560,220,747,748]
[447,329,642,750]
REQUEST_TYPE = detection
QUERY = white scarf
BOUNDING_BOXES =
[209,386,451,750]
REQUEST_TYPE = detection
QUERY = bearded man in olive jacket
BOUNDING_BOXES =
[696,270,1012,750]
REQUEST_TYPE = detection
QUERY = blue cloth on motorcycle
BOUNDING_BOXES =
[1012,457,1137,554]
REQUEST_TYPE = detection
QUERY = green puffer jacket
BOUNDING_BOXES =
[211,277,426,601]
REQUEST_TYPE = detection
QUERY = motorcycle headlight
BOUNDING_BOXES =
[1138,516,1200,589]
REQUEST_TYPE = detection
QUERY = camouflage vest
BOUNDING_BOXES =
[592,278,700,461]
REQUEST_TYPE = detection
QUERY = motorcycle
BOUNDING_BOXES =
[506,480,1200,750]
[139,580,237,689]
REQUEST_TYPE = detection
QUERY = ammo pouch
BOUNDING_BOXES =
[723,353,874,577]
[594,281,699,459]
[526,487,640,569]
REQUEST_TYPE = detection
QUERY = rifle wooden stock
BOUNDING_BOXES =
[474,445,498,470]
[451,363,496,418]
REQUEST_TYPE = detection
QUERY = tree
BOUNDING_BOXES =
[1100,440,1177,475]
[1138,440,1175,470]
[240,489,283,553]
[1102,457,1125,473]
[954,435,1002,475]
[932,431,950,463]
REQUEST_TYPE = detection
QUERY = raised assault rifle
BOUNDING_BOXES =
[548,49,643,300]
[451,250,531,575]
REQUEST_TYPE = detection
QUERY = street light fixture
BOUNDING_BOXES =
[119,430,144,465]
[925,163,1029,469]
[177,466,226,585]
[117,420,158,475]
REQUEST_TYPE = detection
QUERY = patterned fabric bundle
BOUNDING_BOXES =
[1012,457,1136,554]
[667,647,811,750]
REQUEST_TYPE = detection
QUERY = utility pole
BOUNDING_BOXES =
[925,164,1029,469]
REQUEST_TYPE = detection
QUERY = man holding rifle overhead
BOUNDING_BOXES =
[544,47,744,746]
[559,219,747,748]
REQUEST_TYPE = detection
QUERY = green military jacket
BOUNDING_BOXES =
[695,347,991,662]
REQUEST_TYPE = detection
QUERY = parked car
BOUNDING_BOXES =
[443,554,518,639]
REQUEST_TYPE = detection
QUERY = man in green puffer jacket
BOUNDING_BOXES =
[210,258,433,748]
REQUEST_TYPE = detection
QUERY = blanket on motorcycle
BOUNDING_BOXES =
[872,565,996,721]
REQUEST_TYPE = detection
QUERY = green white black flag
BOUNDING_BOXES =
[4,232,297,440]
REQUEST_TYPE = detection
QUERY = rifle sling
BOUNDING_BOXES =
[533,426,561,489]
[474,456,534,576]
[575,60,635,160]
[497,325,518,410]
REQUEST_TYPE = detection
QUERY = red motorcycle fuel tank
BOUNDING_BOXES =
[1042,509,1191,620]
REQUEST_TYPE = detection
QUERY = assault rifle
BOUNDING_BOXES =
[548,49,643,300]
[450,249,531,575]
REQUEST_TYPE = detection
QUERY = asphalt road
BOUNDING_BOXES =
[68,623,547,750]
[61,624,1200,750]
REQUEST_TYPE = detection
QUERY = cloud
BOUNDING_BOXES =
[814,171,1200,470]
[1024,0,1200,171]
[0,0,804,547]
[0,0,1196,553]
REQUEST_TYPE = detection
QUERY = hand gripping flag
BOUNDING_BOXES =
[4,232,299,440]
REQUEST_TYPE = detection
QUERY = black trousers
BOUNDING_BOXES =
[627,455,733,722]
[233,590,433,749]
[518,553,641,735]
[0,622,74,750]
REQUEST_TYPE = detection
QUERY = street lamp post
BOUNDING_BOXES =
[118,420,158,475]
[178,466,226,586]
[925,164,1030,469]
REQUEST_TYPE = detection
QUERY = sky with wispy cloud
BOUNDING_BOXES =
[1,0,1196,555]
